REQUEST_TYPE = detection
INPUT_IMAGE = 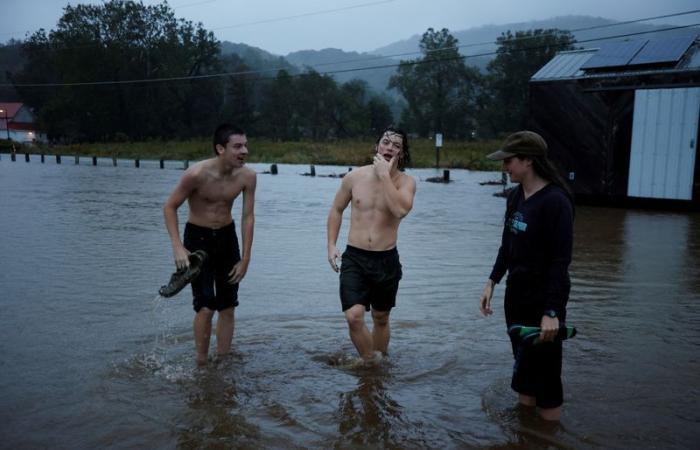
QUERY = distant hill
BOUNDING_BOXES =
[271,16,698,94]
[4,16,697,102]
[217,43,399,94]
[285,48,398,93]
[373,15,700,69]
[220,41,298,75]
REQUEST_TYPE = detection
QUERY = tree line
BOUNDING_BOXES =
[3,0,575,143]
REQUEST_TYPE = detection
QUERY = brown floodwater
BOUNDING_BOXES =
[1,157,698,449]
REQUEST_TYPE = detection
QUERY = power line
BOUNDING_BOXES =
[5,6,698,64]
[342,9,700,63]
[3,19,699,88]
[170,0,219,8]
[314,22,700,76]
[6,6,700,77]
[0,0,213,37]
[212,0,395,29]
[0,0,394,39]
[251,8,700,77]
[457,9,700,51]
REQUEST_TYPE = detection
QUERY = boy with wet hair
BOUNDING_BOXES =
[327,126,416,363]
[164,123,257,366]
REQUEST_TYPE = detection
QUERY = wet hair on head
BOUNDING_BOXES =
[529,154,574,202]
[213,123,246,155]
[375,125,411,170]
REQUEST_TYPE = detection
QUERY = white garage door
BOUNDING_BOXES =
[628,87,699,200]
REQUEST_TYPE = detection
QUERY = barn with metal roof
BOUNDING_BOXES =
[528,32,700,208]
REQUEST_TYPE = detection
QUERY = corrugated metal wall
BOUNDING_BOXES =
[628,87,700,200]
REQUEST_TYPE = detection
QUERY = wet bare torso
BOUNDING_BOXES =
[347,165,406,251]
[187,159,251,229]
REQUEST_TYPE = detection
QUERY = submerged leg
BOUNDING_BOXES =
[538,406,561,421]
[518,394,536,407]
[194,307,215,365]
[371,309,391,355]
[216,307,235,357]
[344,304,374,360]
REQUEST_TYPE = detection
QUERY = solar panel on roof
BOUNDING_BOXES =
[628,34,697,66]
[531,50,596,80]
[581,40,647,69]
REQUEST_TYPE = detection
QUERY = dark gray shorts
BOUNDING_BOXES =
[339,245,402,312]
[184,221,240,312]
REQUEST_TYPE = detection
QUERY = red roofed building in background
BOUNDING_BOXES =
[0,102,47,144]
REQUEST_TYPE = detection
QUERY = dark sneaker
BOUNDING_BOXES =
[508,324,577,345]
[158,250,208,298]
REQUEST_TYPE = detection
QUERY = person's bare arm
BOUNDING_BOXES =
[374,155,416,219]
[229,170,257,284]
[479,279,495,316]
[327,174,353,272]
[164,168,199,269]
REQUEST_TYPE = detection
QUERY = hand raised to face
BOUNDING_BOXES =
[373,153,395,178]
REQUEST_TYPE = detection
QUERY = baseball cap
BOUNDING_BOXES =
[486,130,548,161]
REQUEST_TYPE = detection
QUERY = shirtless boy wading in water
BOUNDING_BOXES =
[327,127,416,362]
[164,123,256,366]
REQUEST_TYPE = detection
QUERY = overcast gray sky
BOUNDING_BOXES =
[2,0,699,55]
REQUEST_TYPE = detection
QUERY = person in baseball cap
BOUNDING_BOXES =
[478,129,575,421]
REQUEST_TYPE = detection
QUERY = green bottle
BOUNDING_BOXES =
[507,324,577,345]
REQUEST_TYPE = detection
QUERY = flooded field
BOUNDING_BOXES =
[1,157,698,449]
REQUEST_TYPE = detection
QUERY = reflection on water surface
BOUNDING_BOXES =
[0,160,698,449]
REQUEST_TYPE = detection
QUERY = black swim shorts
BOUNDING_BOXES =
[184,221,241,312]
[339,245,402,312]
[504,277,564,409]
